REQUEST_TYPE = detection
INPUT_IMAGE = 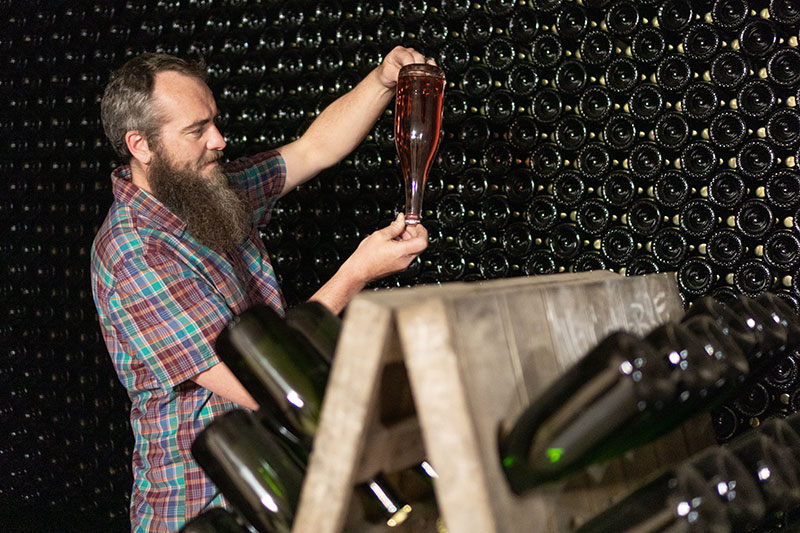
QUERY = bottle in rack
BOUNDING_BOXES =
[212,304,414,528]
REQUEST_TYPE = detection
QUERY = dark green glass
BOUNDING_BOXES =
[216,303,413,528]
[285,301,342,365]
[576,463,731,533]
[216,304,328,439]
[498,331,676,491]
[192,409,305,533]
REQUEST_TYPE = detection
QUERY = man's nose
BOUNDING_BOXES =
[207,124,227,151]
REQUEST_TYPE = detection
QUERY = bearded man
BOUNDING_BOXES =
[91,49,430,531]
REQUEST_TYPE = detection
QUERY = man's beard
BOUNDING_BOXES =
[148,147,252,253]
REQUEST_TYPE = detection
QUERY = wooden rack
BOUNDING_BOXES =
[293,271,717,532]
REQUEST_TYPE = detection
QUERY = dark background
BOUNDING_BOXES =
[2,0,799,531]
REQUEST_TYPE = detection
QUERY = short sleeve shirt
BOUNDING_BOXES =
[90,150,286,531]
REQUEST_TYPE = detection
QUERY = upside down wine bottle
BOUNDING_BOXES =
[395,63,445,226]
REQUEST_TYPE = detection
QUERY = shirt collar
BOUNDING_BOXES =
[111,165,187,236]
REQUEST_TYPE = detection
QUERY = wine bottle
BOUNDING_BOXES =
[656,54,692,94]
[688,446,767,530]
[651,227,688,267]
[604,112,636,151]
[764,230,800,270]
[627,198,662,237]
[654,111,689,150]
[736,199,775,241]
[531,88,563,125]
[502,222,533,258]
[191,409,305,533]
[507,115,540,152]
[577,142,611,179]
[726,431,800,522]
[766,48,800,89]
[657,0,694,32]
[737,140,775,180]
[679,199,717,238]
[217,304,416,527]
[738,18,778,58]
[766,108,800,149]
[631,26,666,64]
[680,141,718,181]
[628,142,663,181]
[628,83,664,123]
[575,199,611,236]
[579,30,613,67]
[575,463,731,533]
[683,22,721,62]
[530,33,563,70]
[555,2,588,41]
[707,229,745,267]
[547,223,583,260]
[601,170,635,208]
[555,60,587,96]
[498,331,676,491]
[529,142,563,179]
[653,170,689,208]
[524,250,557,276]
[710,50,749,90]
[737,80,775,119]
[708,170,745,209]
[580,86,613,124]
[525,195,558,232]
[709,110,747,150]
[605,57,638,94]
[682,82,719,122]
[457,168,489,202]
[601,226,637,265]
[712,0,748,29]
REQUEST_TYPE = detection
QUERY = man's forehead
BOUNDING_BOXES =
[151,71,216,123]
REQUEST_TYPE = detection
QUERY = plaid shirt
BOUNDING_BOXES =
[91,150,286,531]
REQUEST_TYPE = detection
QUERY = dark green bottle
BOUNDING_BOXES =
[215,303,413,528]
[191,409,305,533]
[576,462,731,533]
[498,331,676,492]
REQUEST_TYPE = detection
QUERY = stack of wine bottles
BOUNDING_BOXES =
[3,0,800,527]
[181,302,419,532]
[576,411,800,532]
[499,291,800,492]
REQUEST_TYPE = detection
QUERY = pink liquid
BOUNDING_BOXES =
[395,70,445,224]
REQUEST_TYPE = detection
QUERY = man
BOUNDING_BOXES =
[91,47,430,531]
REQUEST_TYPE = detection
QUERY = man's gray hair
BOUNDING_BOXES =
[100,53,208,160]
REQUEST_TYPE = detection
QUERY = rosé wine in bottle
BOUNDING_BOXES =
[395,63,445,225]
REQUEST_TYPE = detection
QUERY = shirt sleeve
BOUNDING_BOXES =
[224,150,287,227]
[106,249,234,389]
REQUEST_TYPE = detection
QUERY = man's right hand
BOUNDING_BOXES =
[308,212,428,313]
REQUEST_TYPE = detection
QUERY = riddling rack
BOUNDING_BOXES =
[293,271,716,532]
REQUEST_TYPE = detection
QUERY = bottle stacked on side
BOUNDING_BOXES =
[576,412,800,532]
[183,302,413,533]
[498,292,800,492]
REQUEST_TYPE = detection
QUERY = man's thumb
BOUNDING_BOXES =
[385,212,406,237]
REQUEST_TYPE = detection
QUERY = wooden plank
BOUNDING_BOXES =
[397,298,501,533]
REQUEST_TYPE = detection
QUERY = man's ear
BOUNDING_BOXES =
[125,131,153,165]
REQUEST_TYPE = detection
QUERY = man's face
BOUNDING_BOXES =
[147,70,227,178]
[145,71,251,252]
